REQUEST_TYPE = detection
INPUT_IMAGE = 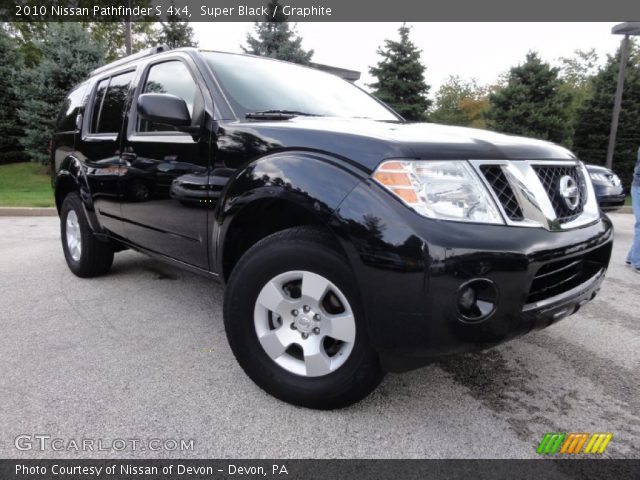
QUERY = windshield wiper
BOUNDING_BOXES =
[245,110,319,119]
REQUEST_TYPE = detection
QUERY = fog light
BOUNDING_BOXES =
[456,279,498,322]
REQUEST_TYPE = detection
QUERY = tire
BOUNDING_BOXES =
[224,226,385,409]
[60,192,114,278]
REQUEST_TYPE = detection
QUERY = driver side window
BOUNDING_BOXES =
[138,60,198,133]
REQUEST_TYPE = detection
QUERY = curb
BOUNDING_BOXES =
[0,207,57,217]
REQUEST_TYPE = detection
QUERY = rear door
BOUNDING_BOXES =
[80,70,135,237]
[119,56,212,269]
[51,82,88,171]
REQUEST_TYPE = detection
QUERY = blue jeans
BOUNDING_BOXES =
[628,185,640,267]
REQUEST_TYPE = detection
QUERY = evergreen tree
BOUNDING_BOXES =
[486,52,573,145]
[243,0,313,65]
[155,10,198,49]
[573,41,640,188]
[0,27,25,163]
[368,24,431,121]
[18,23,104,164]
[430,75,489,128]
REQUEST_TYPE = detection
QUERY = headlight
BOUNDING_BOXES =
[589,172,609,183]
[589,171,621,186]
[611,174,621,187]
[372,160,503,224]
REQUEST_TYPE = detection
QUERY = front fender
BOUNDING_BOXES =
[214,151,365,270]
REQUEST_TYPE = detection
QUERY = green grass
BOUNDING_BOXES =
[0,162,54,207]
[626,195,632,206]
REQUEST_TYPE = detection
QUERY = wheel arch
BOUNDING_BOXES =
[54,154,102,233]
[216,151,364,282]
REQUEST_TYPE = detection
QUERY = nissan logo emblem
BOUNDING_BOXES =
[559,175,580,210]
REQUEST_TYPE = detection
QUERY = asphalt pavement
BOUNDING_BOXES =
[0,214,638,459]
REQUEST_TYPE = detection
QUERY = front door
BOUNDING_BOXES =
[120,57,211,269]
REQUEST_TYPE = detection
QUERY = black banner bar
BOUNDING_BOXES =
[2,0,640,22]
[0,459,639,480]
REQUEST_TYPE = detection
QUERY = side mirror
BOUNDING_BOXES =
[137,93,191,128]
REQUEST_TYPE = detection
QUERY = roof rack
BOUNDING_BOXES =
[90,45,170,77]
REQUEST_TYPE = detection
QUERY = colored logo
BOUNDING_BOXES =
[537,432,612,455]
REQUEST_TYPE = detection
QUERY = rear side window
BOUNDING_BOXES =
[90,71,135,134]
[90,79,109,133]
[138,61,198,132]
[56,83,87,132]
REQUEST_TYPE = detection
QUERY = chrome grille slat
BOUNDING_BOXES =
[480,165,523,221]
[532,165,587,223]
[470,159,600,231]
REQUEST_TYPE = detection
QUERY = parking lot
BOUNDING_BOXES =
[0,214,638,459]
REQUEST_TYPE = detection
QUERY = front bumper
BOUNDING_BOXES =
[334,182,614,372]
[597,193,626,210]
[593,183,626,210]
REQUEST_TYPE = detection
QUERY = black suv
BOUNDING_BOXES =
[51,46,613,409]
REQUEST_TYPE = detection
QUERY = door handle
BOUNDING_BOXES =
[120,152,137,166]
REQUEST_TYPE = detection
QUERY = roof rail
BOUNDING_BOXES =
[90,45,170,77]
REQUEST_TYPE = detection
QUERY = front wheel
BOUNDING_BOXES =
[224,227,384,409]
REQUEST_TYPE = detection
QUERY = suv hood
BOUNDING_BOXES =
[222,117,576,172]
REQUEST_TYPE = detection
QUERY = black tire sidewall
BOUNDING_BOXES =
[60,192,113,277]
[60,193,86,273]
[224,230,383,409]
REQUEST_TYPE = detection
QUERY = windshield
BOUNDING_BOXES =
[202,52,399,121]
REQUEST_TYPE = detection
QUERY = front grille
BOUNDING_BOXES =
[526,243,610,304]
[533,165,587,223]
[480,165,524,220]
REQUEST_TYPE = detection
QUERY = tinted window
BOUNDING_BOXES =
[90,78,109,133]
[95,71,134,134]
[56,83,87,132]
[202,52,398,121]
[139,61,197,132]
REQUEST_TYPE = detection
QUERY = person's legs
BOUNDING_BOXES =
[627,185,640,268]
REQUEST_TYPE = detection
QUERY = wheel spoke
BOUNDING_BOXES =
[302,338,332,376]
[301,272,330,303]
[256,281,293,317]
[65,210,82,261]
[325,312,356,343]
[258,328,292,360]
[253,270,357,378]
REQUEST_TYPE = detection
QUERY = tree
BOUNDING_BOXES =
[430,75,489,128]
[154,10,198,49]
[573,41,640,188]
[558,48,600,129]
[2,22,46,67]
[17,23,105,164]
[559,48,600,88]
[0,28,25,163]
[369,24,431,121]
[243,0,313,64]
[90,22,156,62]
[486,52,573,145]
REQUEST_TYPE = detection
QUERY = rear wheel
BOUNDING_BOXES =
[224,227,384,409]
[60,192,114,277]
